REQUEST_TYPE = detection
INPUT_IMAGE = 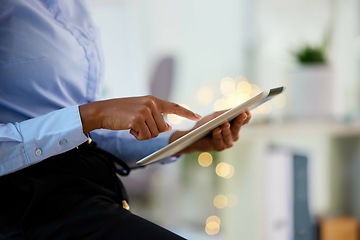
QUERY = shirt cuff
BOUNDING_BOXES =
[18,106,88,167]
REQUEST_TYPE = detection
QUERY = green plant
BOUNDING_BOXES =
[293,45,327,64]
[293,26,331,65]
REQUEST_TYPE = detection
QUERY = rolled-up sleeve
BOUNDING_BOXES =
[0,106,88,176]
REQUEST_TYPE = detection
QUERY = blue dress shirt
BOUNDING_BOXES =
[0,0,175,176]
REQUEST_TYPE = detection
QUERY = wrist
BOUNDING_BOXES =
[79,102,102,134]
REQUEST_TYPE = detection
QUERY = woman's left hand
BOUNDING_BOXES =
[170,111,251,155]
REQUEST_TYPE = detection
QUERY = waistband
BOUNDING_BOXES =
[76,134,130,176]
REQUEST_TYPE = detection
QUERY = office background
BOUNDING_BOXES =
[85,0,360,239]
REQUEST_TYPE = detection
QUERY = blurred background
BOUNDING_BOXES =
[85,0,360,239]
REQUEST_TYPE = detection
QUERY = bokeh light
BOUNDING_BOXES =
[213,194,229,209]
[220,77,236,96]
[215,162,235,179]
[205,215,221,236]
[236,80,252,95]
[197,86,214,105]
[198,152,213,167]
[206,215,221,225]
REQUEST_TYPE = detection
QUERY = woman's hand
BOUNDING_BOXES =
[79,95,202,140]
[170,111,251,155]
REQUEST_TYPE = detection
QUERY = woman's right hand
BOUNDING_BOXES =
[79,95,202,140]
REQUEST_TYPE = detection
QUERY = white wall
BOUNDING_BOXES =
[85,0,251,112]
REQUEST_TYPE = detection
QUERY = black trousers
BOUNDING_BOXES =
[0,143,186,240]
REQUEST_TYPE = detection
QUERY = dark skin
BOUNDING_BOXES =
[170,110,250,155]
[79,95,251,155]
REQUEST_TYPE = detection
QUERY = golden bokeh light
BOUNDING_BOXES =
[213,98,227,111]
[206,215,221,225]
[198,152,213,167]
[211,75,279,119]
[205,215,221,236]
[205,221,220,235]
[250,84,261,96]
[226,93,249,108]
[236,80,252,95]
[213,194,229,209]
[215,162,235,179]
[196,86,214,105]
[220,77,236,96]
[213,77,264,113]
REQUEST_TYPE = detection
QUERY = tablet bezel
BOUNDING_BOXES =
[136,86,284,166]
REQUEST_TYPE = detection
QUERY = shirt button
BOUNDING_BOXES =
[35,148,42,156]
[59,139,68,146]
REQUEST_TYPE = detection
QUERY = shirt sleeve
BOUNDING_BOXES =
[90,129,180,169]
[0,106,88,176]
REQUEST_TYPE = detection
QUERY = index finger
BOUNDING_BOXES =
[158,100,202,121]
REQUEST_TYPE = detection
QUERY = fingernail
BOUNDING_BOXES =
[224,122,230,128]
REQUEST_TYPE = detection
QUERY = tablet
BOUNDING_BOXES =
[136,86,284,166]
